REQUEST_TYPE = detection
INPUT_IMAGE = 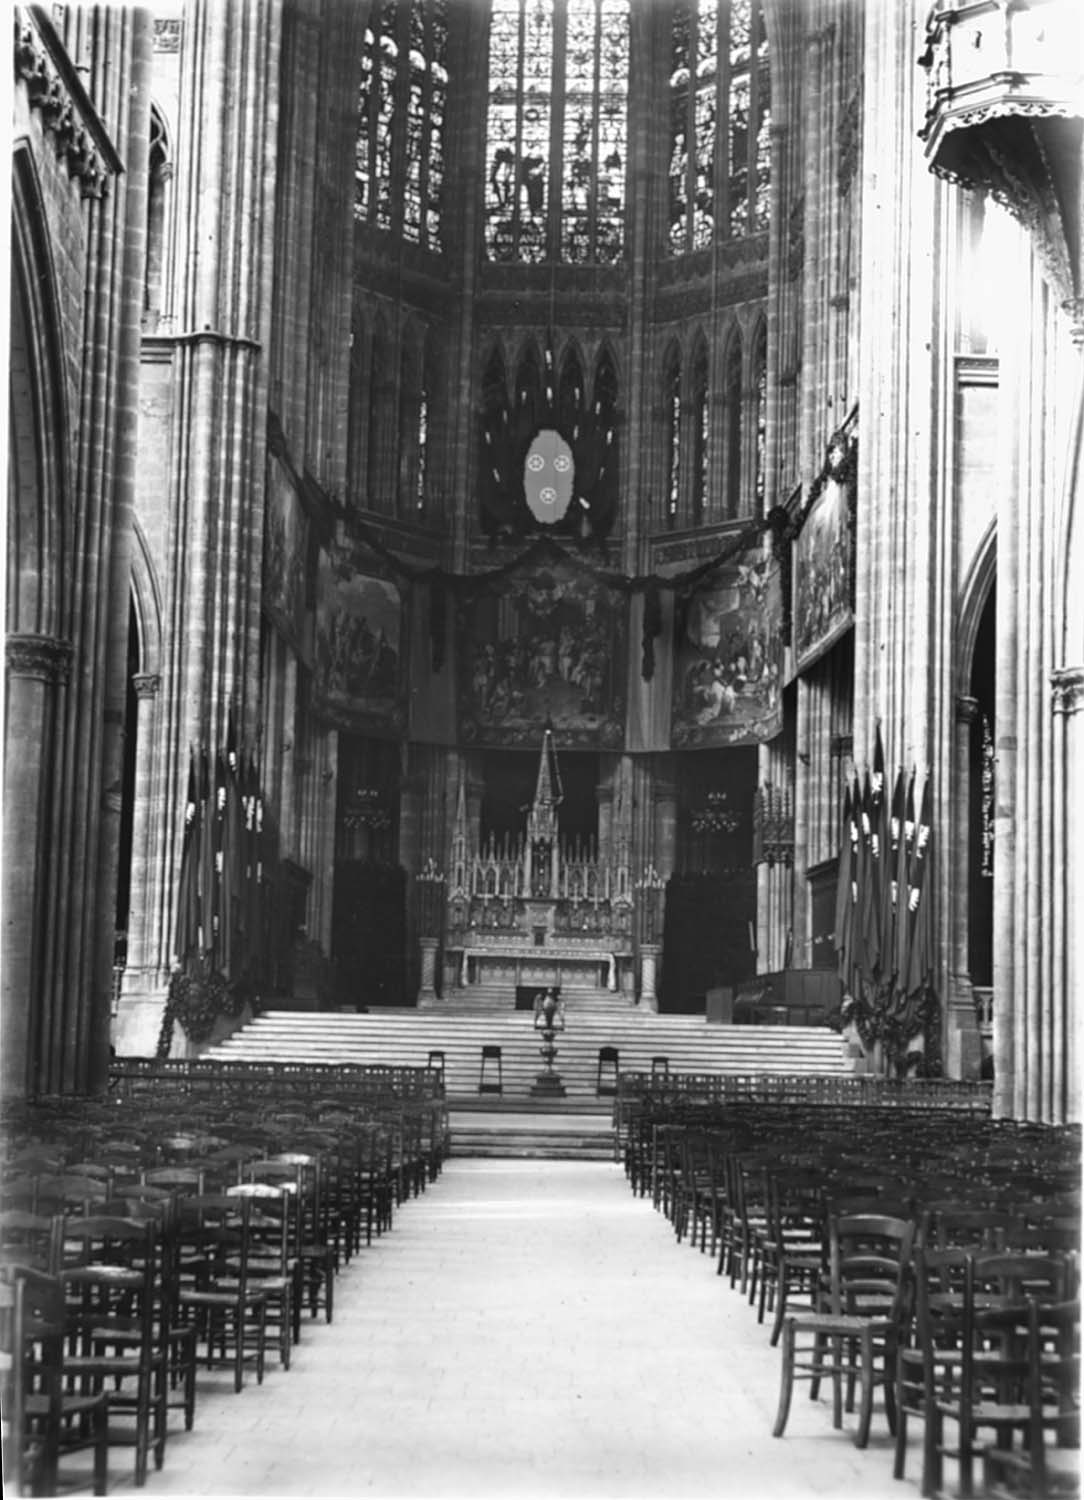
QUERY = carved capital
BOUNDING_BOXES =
[132,672,161,700]
[5,633,73,684]
[1051,667,1084,717]
[955,694,981,724]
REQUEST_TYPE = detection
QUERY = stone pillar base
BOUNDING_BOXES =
[112,969,170,1057]
[416,936,440,1007]
[639,944,660,1012]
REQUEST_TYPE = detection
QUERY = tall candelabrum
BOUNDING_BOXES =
[530,987,567,1098]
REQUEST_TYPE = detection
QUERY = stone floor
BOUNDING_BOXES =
[78,1159,931,1499]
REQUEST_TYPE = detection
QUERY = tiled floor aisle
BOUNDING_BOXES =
[105,1159,924,1499]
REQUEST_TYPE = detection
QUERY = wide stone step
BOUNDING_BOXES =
[204,1007,850,1104]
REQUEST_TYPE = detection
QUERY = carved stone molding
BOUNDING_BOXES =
[955,693,980,724]
[153,18,183,53]
[12,8,121,198]
[1051,666,1084,717]
[6,633,73,684]
[132,673,161,700]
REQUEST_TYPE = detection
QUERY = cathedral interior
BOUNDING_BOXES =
[6,0,1083,1125]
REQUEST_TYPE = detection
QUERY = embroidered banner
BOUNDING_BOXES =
[263,454,309,657]
[792,436,856,673]
[456,560,626,747]
[314,550,406,734]
[671,543,783,749]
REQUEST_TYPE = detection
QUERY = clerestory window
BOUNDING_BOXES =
[485,0,629,265]
[668,0,770,253]
[356,0,448,251]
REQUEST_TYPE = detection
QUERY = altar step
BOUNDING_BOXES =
[203,1008,850,1102]
[424,980,635,1014]
[448,1106,615,1161]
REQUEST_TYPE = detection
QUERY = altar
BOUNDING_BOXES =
[447,942,634,996]
[430,729,646,1008]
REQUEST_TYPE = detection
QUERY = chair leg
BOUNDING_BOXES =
[772,1320,796,1438]
[893,1406,908,1480]
[854,1330,875,1448]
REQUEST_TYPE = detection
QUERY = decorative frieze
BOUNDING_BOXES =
[5,633,73,684]
[13,7,121,198]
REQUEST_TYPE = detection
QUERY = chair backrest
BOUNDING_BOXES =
[825,1212,916,1324]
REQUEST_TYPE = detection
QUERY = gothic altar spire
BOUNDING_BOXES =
[527,726,563,848]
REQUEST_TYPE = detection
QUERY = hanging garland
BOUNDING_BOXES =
[337,509,772,680]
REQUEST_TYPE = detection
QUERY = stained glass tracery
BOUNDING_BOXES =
[669,0,770,253]
[356,0,447,251]
[486,0,628,265]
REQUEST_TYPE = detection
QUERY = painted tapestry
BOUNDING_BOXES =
[671,544,783,748]
[314,550,405,733]
[793,439,855,673]
[457,561,625,747]
[263,454,308,654]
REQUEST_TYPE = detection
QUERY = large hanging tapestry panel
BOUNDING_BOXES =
[263,454,309,656]
[792,436,856,673]
[671,544,784,749]
[456,561,626,748]
[314,549,406,734]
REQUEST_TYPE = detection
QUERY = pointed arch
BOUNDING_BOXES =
[347,303,368,508]
[690,330,710,520]
[368,314,391,507]
[663,339,683,523]
[557,345,586,438]
[8,143,68,638]
[958,521,997,698]
[129,518,163,679]
[722,323,743,518]
[750,314,768,510]
[145,102,174,326]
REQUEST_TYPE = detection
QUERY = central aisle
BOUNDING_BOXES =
[134,1159,919,1498]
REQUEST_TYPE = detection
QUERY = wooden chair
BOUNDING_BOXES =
[773,1212,916,1449]
[52,1213,168,1486]
[596,1047,619,1097]
[226,1183,297,1369]
[926,1252,1077,1499]
[762,1171,826,1346]
[1,1264,110,1497]
[981,1296,1080,1500]
[174,1194,268,1393]
[894,1243,970,1495]
[479,1046,503,1096]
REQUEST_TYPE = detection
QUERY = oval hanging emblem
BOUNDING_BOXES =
[524,428,574,525]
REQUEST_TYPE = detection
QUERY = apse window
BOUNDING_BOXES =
[485,0,629,265]
[669,0,770,253]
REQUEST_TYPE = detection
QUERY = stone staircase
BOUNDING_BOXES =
[204,1007,851,1158]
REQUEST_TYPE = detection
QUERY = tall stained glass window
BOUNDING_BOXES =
[669,0,769,253]
[356,0,448,251]
[486,0,629,265]
[691,338,709,514]
[665,346,682,521]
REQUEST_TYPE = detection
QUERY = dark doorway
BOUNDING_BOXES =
[332,861,407,1007]
[968,583,995,986]
[659,870,756,1013]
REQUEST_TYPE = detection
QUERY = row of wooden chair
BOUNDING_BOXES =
[1,1063,449,1494]
[629,1096,1080,1500]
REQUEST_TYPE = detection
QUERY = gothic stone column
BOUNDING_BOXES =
[945,694,983,1080]
[2,635,73,1097]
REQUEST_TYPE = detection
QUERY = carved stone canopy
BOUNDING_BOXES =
[919,1,1083,316]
